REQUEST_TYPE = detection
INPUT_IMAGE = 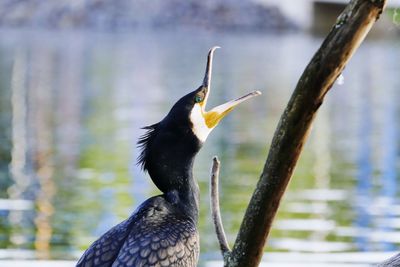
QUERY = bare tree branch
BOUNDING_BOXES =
[225,1,387,266]
[210,156,231,259]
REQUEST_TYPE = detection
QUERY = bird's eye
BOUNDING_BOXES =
[194,95,203,103]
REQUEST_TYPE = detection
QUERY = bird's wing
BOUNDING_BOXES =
[111,200,199,267]
[76,196,199,267]
[76,216,134,267]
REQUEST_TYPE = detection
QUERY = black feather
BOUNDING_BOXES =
[137,123,159,171]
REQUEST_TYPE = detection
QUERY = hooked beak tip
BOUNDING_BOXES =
[210,46,221,52]
[202,46,221,88]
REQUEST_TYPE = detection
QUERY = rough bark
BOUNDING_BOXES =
[224,1,387,266]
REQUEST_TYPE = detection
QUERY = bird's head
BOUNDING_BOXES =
[167,46,261,142]
[138,47,261,175]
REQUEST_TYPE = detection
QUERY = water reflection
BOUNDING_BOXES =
[8,47,35,253]
[0,29,399,264]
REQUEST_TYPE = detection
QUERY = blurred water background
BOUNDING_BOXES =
[0,1,400,266]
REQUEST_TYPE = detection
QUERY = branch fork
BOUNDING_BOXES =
[208,1,387,266]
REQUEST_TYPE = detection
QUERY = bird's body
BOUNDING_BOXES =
[77,47,260,267]
[77,125,201,267]
[77,195,199,267]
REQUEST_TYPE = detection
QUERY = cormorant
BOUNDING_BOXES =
[76,47,261,267]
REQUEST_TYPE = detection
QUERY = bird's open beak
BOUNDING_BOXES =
[200,46,261,129]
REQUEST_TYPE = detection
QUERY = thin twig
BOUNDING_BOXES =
[210,156,230,258]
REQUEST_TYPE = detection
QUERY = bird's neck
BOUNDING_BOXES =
[165,173,200,222]
[139,120,204,222]
[147,138,202,222]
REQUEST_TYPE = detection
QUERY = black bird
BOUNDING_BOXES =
[76,47,261,267]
